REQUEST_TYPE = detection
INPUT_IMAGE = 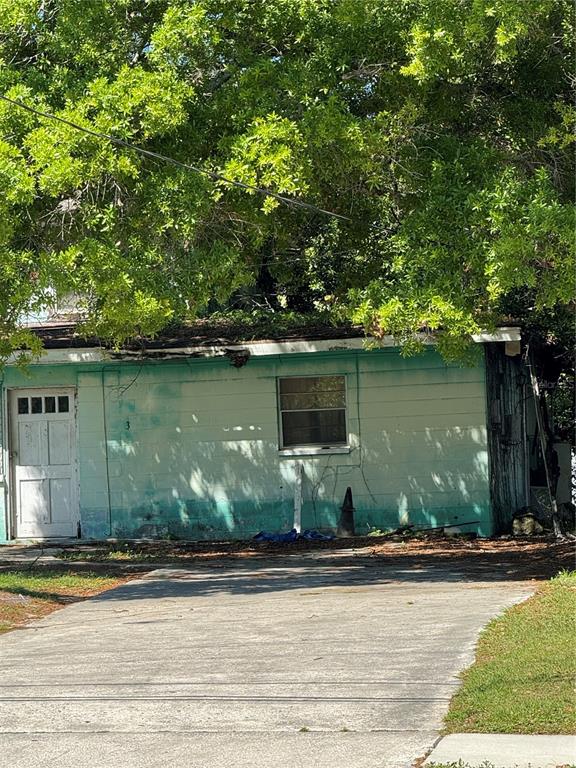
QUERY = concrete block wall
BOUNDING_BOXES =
[0,386,5,542]
[0,346,492,542]
[76,370,111,539]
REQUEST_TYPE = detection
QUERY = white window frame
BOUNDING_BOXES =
[277,374,350,456]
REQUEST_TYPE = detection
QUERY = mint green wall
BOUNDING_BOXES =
[0,347,492,541]
[0,383,5,542]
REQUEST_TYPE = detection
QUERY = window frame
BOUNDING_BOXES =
[277,374,350,454]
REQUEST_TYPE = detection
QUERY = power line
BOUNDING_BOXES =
[0,93,349,221]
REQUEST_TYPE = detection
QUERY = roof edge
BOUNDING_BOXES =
[5,328,521,365]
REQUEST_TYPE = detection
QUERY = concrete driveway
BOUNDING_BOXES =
[0,551,531,768]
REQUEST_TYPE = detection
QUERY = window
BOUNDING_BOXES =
[15,394,70,415]
[278,376,347,449]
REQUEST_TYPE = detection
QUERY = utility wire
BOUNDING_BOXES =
[0,93,349,221]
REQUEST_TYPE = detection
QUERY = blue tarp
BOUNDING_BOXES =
[253,528,334,543]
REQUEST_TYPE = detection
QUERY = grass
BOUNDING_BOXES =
[0,569,128,633]
[58,547,160,563]
[53,537,576,579]
[426,764,496,768]
[444,570,576,735]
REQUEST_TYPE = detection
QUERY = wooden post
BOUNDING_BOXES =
[485,343,528,533]
[526,351,563,538]
[293,462,303,533]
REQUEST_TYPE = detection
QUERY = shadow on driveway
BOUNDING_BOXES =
[91,541,572,603]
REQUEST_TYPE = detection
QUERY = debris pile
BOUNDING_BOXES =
[252,529,334,543]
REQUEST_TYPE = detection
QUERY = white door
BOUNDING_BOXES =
[10,388,78,538]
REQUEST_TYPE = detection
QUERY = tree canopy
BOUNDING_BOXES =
[0,0,573,362]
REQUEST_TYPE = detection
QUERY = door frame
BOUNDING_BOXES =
[2,386,11,540]
[6,386,79,540]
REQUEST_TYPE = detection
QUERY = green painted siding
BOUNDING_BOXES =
[0,383,6,541]
[0,347,492,542]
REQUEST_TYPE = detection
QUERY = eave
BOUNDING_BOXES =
[5,327,521,365]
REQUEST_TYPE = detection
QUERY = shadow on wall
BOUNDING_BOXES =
[80,359,491,540]
[92,430,489,541]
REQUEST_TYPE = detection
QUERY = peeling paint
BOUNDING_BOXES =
[0,349,493,542]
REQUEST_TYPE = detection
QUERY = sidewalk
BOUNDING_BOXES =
[424,733,576,767]
[0,545,63,565]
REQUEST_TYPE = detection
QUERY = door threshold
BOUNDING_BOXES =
[8,537,80,545]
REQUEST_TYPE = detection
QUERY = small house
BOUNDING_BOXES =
[0,322,531,542]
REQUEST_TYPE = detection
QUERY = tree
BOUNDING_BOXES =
[0,0,573,363]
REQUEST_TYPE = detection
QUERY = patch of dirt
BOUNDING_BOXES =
[32,534,576,582]
[0,576,132,633]
[0,593,33,604]
[366,537,575,580]
[0,597,61,632]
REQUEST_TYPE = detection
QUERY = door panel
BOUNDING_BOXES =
[19,479,49,526]
[48,422,71,465]
[10,388,78,538]
[18,422,42,465]
[50,479,73,523]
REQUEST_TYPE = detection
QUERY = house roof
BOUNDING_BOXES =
[17,318,521,365]
[28,317,365,350]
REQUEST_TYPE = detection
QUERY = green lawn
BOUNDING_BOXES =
[444,570,576,735]
[0,570,127,633]
[429,765,575,768]
[58,547,160,563]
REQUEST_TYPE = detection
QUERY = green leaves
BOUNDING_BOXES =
[86,66,193,139]
[0,139,34,206]
[221,114,309,212]
[0,0,572,365]
[402,0,559,81]
[480,169,575,308]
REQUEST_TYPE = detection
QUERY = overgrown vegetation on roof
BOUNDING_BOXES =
[162,309,359,342]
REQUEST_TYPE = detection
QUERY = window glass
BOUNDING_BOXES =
[280,391,346,410]
[31,397,43,414]
[278,376,347,448]
[17,397,29,414]
[44,396,56,413]
[281,410,346,447]
[58,396,69,413]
